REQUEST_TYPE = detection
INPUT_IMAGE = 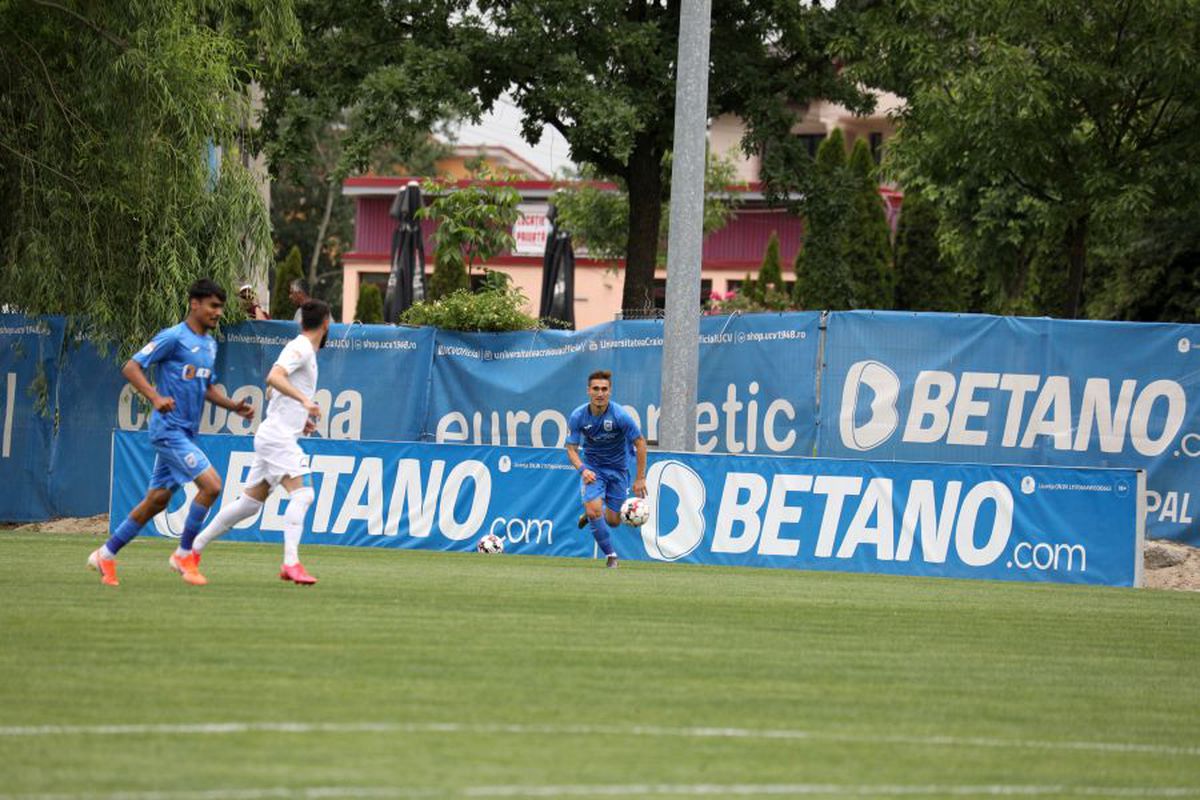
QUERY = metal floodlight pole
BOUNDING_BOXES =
[659,0,712,452]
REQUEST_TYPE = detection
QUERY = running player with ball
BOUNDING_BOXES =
[565,370,648,568]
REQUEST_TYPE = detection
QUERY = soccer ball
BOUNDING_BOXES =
[476,533,504,554]
[620,497,651,527]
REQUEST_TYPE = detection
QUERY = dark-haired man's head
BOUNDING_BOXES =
[187,279,226,330]
[587,370,612,408]
[300,299,332,348]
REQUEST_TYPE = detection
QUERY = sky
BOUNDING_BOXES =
[442,96,576,178]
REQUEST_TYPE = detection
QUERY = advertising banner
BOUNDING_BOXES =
[0,316,64,520]
[820,311,1200,543]
[111,431,1144,587]
[426,313,821,456]
[46,320,435,516]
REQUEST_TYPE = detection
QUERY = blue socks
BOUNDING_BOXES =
[588,514,615,557]
[179,500,212,552]
[103,516,143,556]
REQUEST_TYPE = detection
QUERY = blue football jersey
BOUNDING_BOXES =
[131,322,218,438]
[567,401,642,470]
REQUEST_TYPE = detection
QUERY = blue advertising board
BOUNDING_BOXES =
[819,311,1200,543]
[111,431,1144,587]
[41,320,436,515]
[426,313,821,456]
[0,316,63,520]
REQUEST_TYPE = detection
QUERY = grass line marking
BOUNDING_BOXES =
[2,784,1200,799]
[0,721,1195,759]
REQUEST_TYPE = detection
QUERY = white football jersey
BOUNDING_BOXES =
[257,334,318,443]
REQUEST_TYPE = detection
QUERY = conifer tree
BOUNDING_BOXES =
[794,129,853,310]
[355,283,384,323]
[271,246,304,320]
[846,139,895,309]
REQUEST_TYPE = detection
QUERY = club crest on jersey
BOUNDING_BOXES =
[184,453,197,468]
[139,343,155,356]
[603,419,614,431]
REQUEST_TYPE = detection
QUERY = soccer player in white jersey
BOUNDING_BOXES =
[190,299,331,584]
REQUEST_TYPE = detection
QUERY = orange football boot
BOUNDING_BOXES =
[87,549,119,587]
[168,551,207,586]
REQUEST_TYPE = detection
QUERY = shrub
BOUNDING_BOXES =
[355,283,384,324]
[400,271,540,331]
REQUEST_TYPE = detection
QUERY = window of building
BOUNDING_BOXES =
[652,279,712,309]
[869,132,885,164]
[796,133,826,159]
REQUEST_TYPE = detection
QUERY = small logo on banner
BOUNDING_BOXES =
[1179,338,1192,354]
[1021,475,1036,495]
[840,360,901,452]
[641,459,706,561]
[498,455,512,473]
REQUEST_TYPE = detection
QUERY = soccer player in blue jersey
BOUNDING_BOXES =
[565,370,647,568]
[88,279,253,587]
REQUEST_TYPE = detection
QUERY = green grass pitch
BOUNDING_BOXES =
[0,532,1198,799]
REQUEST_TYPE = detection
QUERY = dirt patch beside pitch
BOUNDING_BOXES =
[4,515,1200,591]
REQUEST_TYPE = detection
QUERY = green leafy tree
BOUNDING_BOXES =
[265,1,867,312]
[841,0,1200,319]
[794,129,855,310]
[271,246,304,320]
[0,0,298,355]
[354,283,384,324]
[418,176,522,300]
[552,151,743,273]
[894,191,968,312]
[845,139,894,309]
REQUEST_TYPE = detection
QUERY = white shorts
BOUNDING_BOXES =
[246,437,310,489]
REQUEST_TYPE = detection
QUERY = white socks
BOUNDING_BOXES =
[193,495,264,553]
[282,487,315,566]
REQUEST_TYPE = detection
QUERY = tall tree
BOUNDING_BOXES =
[893,191,968,312]
[845,139,894,309]
[266,1,867,312]
[842,0,1200,319]
[0,0,298,355]
[794,129,855,310]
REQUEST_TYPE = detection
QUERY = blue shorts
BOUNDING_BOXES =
[581,465,629,515]
[148,428,212,490]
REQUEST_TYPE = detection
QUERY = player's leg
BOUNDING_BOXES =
[191,478,271,556]
[151,434,218,584]
[89,475,172,586]
[581,473,617,565]
[600,469,628,567]
[277,474,316,585]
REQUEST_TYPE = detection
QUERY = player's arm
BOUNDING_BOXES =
[565,418,595,484]
[121,359,174,413]
[205,384,254,419]
[266,365,321,420]
[631,436,647,498]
